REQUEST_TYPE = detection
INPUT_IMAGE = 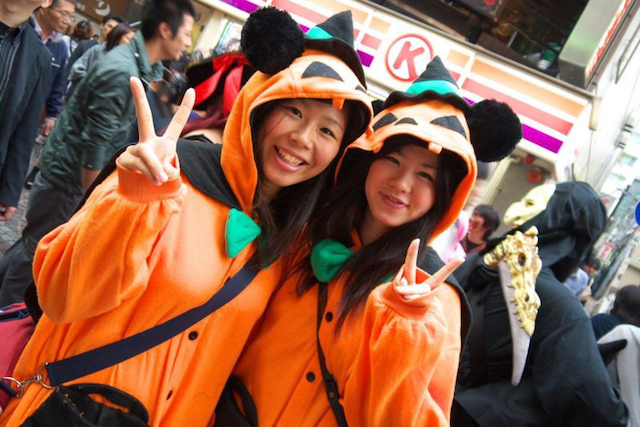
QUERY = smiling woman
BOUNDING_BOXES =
[0,7,373,427]
[231,55,522,426]
[256,98,351,201]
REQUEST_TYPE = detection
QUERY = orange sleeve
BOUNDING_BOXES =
[341,269,461,426]
[33,165,186,324]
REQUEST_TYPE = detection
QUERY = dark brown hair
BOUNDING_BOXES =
[296,136,467,328]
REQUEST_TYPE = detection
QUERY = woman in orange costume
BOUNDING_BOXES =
[1,8,372,426]
[232,57,522,425]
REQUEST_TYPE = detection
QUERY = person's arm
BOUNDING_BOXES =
[69,44,98,83]
[532,284,628,426]
[35,78,196,324]
[34,166,186,323]
[0,54,49,215]
[78,66,133,187]
[340,241,463,425]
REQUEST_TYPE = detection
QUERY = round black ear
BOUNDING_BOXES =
[467,100,522,162]
[240,6,305,75]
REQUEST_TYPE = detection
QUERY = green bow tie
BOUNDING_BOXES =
[225,208,262,258]
[311,239,353,282]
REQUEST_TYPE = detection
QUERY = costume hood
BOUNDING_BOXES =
[221,8,373,212]
[337,56,520,240]
[514,181,606,281]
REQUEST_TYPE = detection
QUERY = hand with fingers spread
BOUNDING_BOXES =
[394,239,463,302]
[117,77,195,185]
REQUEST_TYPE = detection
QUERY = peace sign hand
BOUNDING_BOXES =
[117,77,195,185]
[394,239,464,301]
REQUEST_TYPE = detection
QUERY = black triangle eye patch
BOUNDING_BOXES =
[395,117,418,126]
[431,116,466,137]
[372,113,397,131]
[302,62,343,81]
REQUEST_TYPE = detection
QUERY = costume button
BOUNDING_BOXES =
[325,312,333,322]
[167,390,173,399]
[188,331,198,340]
[306,372,316,382]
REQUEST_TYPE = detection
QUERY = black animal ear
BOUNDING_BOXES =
[467,100,522,162]
[241,7,305,75]
[372,113,398,131]
[431,116,466,138]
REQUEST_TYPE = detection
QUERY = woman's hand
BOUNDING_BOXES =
[117,77,195,185]
[394,239,463,301]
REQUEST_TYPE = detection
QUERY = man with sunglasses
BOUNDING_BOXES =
[0,0,53,223]
[33,0,75,137]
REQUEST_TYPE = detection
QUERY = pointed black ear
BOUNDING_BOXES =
[241,7,305,74]
[467,100,522,162]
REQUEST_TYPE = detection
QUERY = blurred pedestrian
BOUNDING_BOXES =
[592,284,640,339]
[66,22,134,99]
[461,203,501,254]
[62,19,93,55]
[0,0,195,307]
[0,0,52,221]
[33,0,75,136]
[66,13,124,72]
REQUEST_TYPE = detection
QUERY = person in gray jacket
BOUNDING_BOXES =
[0,0,195,306]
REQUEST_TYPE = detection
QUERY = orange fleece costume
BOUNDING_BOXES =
[0,12,373,427]
[232,62,483,425]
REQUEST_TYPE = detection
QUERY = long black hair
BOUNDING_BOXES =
[250,99,365,269]
[296,135,467,328]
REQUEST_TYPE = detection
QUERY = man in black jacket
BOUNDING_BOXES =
[0,0,52,221]
[452,182,628,426]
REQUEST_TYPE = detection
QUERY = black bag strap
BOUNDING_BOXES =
[316,282,348,427]
[45,264,259,386]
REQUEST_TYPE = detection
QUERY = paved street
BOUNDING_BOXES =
[0,188,29,255]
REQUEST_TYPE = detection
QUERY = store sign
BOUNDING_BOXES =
[209,0,592,158]
[74,0,129,22]
[558,0,634,88]
[585,0,633,79]
[385,34,433,82]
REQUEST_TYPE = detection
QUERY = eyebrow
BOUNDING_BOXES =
[393,147,439,170]
[297,99,346,131]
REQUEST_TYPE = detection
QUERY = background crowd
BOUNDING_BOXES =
[0,0,637,425]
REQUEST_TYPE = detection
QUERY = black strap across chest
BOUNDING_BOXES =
[316,282,348,427]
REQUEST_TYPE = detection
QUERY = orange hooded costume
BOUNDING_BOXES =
[0,9,372,426]
[232,57,522,425]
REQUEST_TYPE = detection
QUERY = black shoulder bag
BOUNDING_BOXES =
[17,264,258,427]
[317,282,348,427]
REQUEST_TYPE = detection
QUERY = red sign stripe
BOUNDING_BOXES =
[462,79,574,135]
[272,0,327,25]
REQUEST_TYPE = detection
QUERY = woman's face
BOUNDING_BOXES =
[256,99,349,193]
[119,30,135,45]
[363,144,439,236]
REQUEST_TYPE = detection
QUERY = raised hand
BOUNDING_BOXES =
[117,77,195,185]
[394,239,463,301]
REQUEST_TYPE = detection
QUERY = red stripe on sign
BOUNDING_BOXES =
[462,79,573,135]
[361,33,381,50]
[272,0,327,25]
